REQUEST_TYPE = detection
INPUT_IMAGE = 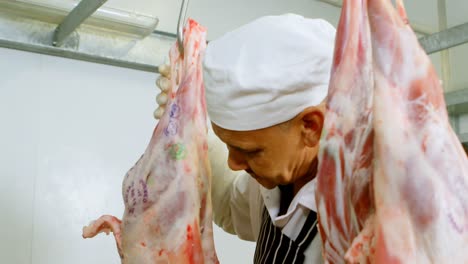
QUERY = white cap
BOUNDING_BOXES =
[203,14,336,131]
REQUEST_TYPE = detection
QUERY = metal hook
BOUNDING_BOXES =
[177,0,190,56]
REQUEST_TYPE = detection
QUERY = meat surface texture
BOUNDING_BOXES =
[315,0,375,263]
[82,19,219,264]
[316,0,468,263]
[370,0,468,262]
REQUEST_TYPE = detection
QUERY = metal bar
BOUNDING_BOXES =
[153,30,177,38]
[419,22,468,54]
[177,0,190,55]
[53,0,108,47]
[0,38,158,73]
[445,88,468,115]
[1,0,159,40]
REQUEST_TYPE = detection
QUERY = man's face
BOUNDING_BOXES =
[211,106,324,189]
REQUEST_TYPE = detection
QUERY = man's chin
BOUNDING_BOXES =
[246,171,277,189]
[260,182,277,189]
[254,178,277,189]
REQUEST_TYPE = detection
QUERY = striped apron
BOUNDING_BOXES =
[253,207,318,264]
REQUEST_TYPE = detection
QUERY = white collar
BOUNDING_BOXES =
[260,177,318,225]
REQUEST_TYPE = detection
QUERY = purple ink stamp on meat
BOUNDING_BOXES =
[169,103,180,118]
[164,120,178,136]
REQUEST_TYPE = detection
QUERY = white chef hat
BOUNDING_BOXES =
[203,13,336,131]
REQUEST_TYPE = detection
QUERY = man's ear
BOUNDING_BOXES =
[299,107,324,147]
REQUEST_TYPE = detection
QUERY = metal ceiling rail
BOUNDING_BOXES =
[446,88,468,115]
[53,0,108,47]
[3,0,468,77]
[419,22,468,54]
[0,37,158,73]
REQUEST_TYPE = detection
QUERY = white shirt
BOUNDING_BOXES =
[208,133,324,263]
[261,176,317,240]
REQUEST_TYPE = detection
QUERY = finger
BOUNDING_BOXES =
[156,92,168,106]
[158,64,171,77]
[156,77,170,92]
[153,107,165,119]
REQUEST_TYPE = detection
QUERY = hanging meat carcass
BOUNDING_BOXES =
[315,0,375,262]
[82,19,219,264]
[369,0,468,262]
[316,0,468,263]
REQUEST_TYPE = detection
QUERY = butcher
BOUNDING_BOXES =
[155,14,335,263]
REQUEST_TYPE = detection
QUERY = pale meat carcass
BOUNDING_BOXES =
[316,0,468,263]
[82,19,219,264]
[369,0,468,262]
[315,0,375,262]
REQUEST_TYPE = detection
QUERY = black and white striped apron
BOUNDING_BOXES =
[253,207,318,264]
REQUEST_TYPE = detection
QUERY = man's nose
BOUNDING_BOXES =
[227,150,249,171]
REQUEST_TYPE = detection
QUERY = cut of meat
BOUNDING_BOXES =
[369,0,468,262]
[316,0,468,263]
[82,19,219,264]
[315,0,375,262]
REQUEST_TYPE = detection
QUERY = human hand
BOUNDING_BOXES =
[153,64,171,119]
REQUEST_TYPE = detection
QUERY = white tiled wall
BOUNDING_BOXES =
[0,47,255,264]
